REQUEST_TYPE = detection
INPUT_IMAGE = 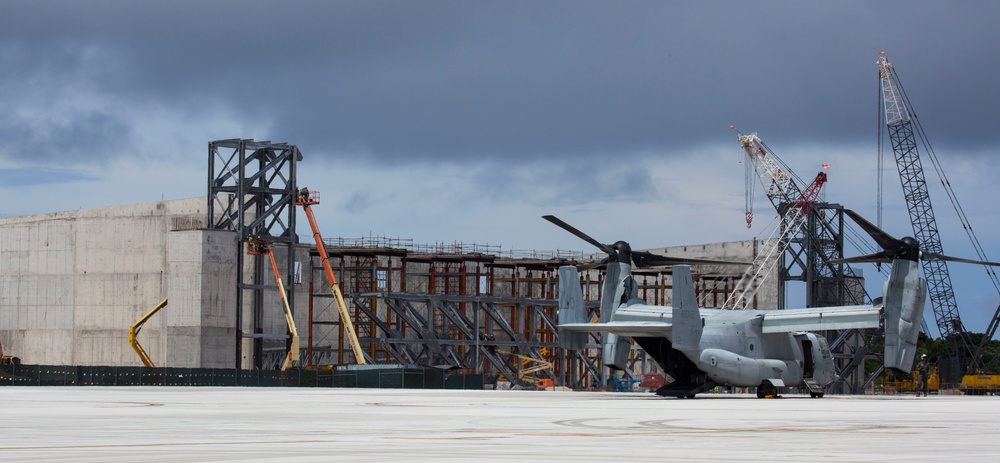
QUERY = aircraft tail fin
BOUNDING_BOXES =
[882,259,926,373]
[671,265,702,351]
[557,265,587,350]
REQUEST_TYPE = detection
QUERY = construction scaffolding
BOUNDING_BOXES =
[299,238,747,389]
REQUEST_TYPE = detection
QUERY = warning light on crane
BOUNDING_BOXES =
[821,163,831,169]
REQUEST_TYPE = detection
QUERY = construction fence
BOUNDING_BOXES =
[0,363,483,390]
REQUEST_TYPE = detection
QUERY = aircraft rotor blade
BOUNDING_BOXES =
[542,215,614,256]
[828,251,894,265]
[921,252,1000,267]
[843,209,902,251]
[631,250,750,268]
[576,257,609,270]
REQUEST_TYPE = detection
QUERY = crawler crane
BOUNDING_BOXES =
[877,51,1000,377]
[725,130,828,309]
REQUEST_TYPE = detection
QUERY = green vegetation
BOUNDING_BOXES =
[865,332,1000,378]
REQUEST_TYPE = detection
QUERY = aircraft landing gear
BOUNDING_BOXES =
[756,380,778,398]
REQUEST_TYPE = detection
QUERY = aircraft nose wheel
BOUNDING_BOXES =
[756,380,778,398]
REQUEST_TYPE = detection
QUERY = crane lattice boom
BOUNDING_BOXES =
[726,161,827,309]
[878,52,966,351]
[726,131,824,309]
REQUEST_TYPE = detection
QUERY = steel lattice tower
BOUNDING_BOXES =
[208,139,302,369]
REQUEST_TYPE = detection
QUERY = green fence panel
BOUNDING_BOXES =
[1,364,483,389]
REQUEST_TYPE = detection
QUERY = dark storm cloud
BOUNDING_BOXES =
[468,160,659,206]
[0,42,134,160]
[2,1,1000,167]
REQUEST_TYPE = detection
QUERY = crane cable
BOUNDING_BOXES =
[744,149,756,228]
[890,66,1000,295]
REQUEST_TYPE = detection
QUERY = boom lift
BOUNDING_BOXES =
[297,189,368,365]
[247,238,300,371]
[129,298,168,368]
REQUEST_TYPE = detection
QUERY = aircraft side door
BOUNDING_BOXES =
[794,333,815,379]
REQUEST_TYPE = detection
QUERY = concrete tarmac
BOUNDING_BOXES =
[1,387,997,462]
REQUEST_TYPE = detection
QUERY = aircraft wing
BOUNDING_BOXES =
[559,321,673,337]
[761,306,881,333]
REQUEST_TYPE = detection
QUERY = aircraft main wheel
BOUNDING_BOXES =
[757,380,776,398]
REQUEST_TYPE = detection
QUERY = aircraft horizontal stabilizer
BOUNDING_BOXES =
[559,321,673,337]
[761,306,881,333]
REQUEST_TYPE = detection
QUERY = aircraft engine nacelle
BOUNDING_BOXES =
[602,261,634,370]
[694,348,800,388]
[556,263,630,369]
[557,266,588,351]
[882,259,927,374]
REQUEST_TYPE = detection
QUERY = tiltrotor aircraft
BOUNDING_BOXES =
[548,211,1000,398]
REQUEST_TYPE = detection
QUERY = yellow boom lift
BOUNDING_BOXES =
[129,298,168,368]
[297,188,368,365]
[247,238,300,371]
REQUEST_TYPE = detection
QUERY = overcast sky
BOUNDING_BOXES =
[3,1,999,333]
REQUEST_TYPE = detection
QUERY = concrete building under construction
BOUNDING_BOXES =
[7,138,857,391]
[0,195,765,388]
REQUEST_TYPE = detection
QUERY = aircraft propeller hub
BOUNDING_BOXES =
[542,214,750,270]
[611,241,632,264]
[832,209,1000,267]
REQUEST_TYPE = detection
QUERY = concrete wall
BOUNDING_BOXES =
[650,239,780,309]
[0,198,243,368]
[166,229,239,368]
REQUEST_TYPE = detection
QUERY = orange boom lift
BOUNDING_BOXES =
[247,238,300,371]
[297,189,367,365]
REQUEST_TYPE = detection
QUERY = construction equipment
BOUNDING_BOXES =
[297,188,368,365]
[247,238,300,371]
[725,131,828,309]
[729,129,868,309]
[0,339,20,368]
[885,369,940,395]
[960,374,1000,395]
[877,50,1000,377]
[129,298,168,368]
[498,349,553,387]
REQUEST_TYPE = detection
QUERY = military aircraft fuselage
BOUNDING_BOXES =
[616,304,836,396]
[549,213,939,399]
